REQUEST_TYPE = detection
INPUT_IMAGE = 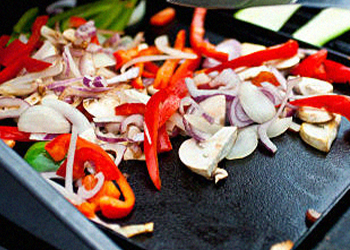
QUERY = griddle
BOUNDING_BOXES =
[1,1,350,249]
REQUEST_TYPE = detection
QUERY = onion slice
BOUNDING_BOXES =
[0,97,30,119]
[77,172,105,199]
[155,35,197,59]
[65,125,78,193]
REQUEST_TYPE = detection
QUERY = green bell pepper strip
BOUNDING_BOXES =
[24,142,62,172]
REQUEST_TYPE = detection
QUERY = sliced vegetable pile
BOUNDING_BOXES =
[1,4,350,239]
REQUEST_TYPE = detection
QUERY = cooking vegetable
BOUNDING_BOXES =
[205,39,299,73]
[234,5,301,32]
[292,7,350,46]
[179,126,237,180]
[24,142,61,172]
[299,114,341,152]
[150,7,176,26]
[190,8,228,62]
[0,126,31,141]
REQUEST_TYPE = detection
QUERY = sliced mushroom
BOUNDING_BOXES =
[266,54,300,70]
[299,114,341,152]
[179,126,237,180]
[226,125,258,160]
[184,114,222,135]
[297,106,334,124]
[18,105,71,133]
[240,42,266,56]
[292,76,333,95]
[83,96,121,118]
[199,95,226,125]
[237,65,270,81]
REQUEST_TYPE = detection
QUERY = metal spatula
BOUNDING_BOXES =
[167,0,350,9]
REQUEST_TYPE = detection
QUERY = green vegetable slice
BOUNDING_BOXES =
[234,5,301,32]
[292,8,350,46]
[24,141,61,172]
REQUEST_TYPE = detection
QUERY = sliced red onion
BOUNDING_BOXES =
[0,97,30,119]
[210,68,241,90]
[257,77,302,153]
[202,39,241,68]
[0,60,63,96]
[46,179,85,205]
[63,45,82,78]
[259,82,284,106]
[155,35,197,59]
[183,117,211,142]
[101,143,127,166]
[60,86,111,99]
[92,52,116,68]
[86,43,104,53]
[238,81,276,124]
[130,132,144,142]
[228,97,254,128]
[179,96,215,124]
[32,40,58,61]
[42,98,92,135]
[77,172,105,199]
[120,114,144,134]
[46,0,76,14]
[80,52,96,76]
[95,128,128,143]
[106,67,139,85]
[226,125,258,160]
[47,77,84,91]
[185,77,238,102]
[270,67,287,90]
[93,116,126,126]
[75,20,96,41]
[103,33,121,48]
[29,133,60,141]
[184,114,222,135]
[266,117,293,138]
[65,125,78,193]
[120,55,195,74]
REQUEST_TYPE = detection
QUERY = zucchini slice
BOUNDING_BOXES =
[292,8,350,46]
[234,5,301,32]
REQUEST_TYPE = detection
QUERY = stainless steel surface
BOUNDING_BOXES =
[167,0,350,9]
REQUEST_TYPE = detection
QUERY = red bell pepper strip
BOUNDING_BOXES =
[144,89,169,190]
[115,103,146,116]
[23,57,52,73]
[153,29,186,89]
[150,7,176,26]
[69,16,87,28]
[75,202,97,219]
[0,59,25,84]
[190,8,228,62]
[206,39,299,74]
[0,35,10,48]
[0,39,29,67]
[27,15,49,52]
[157,125,172,153]
[289,94,350,121]
[291,49,328,80]
[251,71,280,87]
[0,126,31,141]
[323,59,350,84]
[169,48,201,87]
[45,134,109,162]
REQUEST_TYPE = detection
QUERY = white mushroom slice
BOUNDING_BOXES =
[124,147,146,161]
[184,114,223,135]
[240,42,266,56]
[299,114,341,152]
[267,117,293,138]
[226,125,258,160]
[237,65,269,81]
[199,95,226,125]
[267,54,300,70]
[62,29,76,42]
[93,53,116,68]
[83,97,121,118]
[18,105,70,133]
[123,89,150,104]
[213,168,228,184]
[297,106,334,123]
[292,76,333,95]
[179,126,237,179]
[238,81,276,123]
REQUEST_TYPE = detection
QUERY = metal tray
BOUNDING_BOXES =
[1,1,350,250]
